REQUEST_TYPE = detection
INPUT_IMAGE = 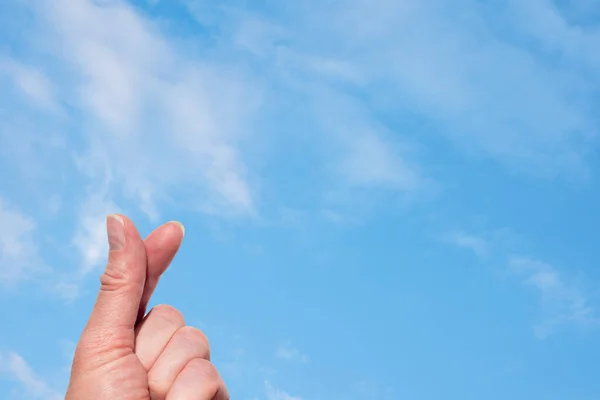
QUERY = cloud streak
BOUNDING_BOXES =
[0,197,45,285]
[265,381,302,400]
[445,227,597,337]
[0,59,57,111]
[509,256,597,338]
[8,0,595,234]
[187,0,598,177]
[443,231,489,257]
[276,343,309,363]
[27,0,259,220]
[0,352,63,400]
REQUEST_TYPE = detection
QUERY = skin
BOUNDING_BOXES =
[65,214,229,400]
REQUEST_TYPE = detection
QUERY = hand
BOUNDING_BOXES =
[65,215,229,400]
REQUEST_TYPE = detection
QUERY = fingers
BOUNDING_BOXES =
[137,222,185,323]
[79,217,185,358]
[81,215,147,350]
[166,359,229,400]
[134,305,186,371]
[135,306,225,400]
[147,326,211,399]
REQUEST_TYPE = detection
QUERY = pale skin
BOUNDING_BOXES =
[65,214,229,400]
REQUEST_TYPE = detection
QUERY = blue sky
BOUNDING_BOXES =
[1,0,600,399]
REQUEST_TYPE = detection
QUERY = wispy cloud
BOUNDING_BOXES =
[187,1,431,197]
[22,0,258,220]
[0,0,267,278]
[313,91,425,192]
[0,0,595,340]
[275,343,309,363]
[0,352,63,400]
[265,381,302,400]
[72,192,118,276]
[443,231,488,257]
[0,197,45,284]
[186,0,598,177]
[10,0,592,234]
[0,0,439,273]
[509,256,597,338]
[0,196,83,300]
[0,59,57,111]
[444,229,596,337]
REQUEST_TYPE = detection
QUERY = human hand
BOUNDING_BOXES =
[65,215,228,400]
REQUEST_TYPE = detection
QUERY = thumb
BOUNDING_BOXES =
[81,214,147,348]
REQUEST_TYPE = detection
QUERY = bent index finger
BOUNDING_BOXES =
[137,221,185,323]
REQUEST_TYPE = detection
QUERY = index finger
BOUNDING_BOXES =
[136,221,185,323]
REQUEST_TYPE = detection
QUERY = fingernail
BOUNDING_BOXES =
[170,221,185,236]
[107,214,126,251]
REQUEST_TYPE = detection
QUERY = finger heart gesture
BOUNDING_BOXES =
[66,215,228,400]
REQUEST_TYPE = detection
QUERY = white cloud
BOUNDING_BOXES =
[328,0,595,176]
[51,281,82,303]
[72,191,119,276]
[509,257,597,338]
[0,197,84,299]
[0,59,57,111]
[0,352,63,400]
[314,91,424,192]
[444,230,596,337]
[0,0,265,277]
[339,133,417,189]
[3,0,598,303]
[0,197,45,284]
[2,0,597,235]
[186,2,429,196]
[25,0,259,219]
[187,0,598,177]
[265,381,302,400]
[444,231,488,257]
[276,343,309,363]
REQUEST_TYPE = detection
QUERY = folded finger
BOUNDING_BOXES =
[148,326,211,399]
[166,358,228,400]
[134,305,185,371]
[137,221,185,322]
[134,304,186,371]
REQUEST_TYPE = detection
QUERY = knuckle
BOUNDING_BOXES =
[176,326,211,360]
[187,358,226,398]
[187,357,220,382]
[99,262,130,292]
[147,374,169,398]
[149,304,185,325]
